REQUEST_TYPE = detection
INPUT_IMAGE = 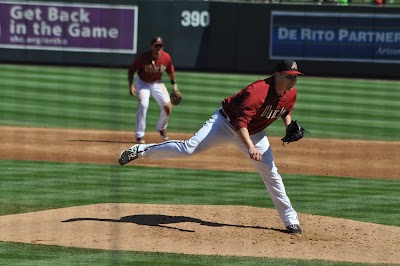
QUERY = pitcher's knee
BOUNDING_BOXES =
[178,138,199,155]
[180,138,200,155]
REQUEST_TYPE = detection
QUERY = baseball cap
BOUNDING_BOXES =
[151,36,164,45]
[275,59,303,75]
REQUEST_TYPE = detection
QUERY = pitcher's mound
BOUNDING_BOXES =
[0,203,398,264]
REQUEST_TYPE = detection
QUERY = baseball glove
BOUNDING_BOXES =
[281,120,309,146]
[170,90,182,105]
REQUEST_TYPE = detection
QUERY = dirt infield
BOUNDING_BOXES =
[1,126,400,264]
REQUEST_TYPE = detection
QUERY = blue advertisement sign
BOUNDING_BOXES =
[270,11,400,63]
[0,1,138,53]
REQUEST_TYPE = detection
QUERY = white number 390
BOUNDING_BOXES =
[181,10,210,27]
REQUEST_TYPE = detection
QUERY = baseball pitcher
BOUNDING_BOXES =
[120,59,307,235]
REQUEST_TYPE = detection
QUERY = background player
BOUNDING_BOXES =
[128,36,179,143]
[120,59,304,235]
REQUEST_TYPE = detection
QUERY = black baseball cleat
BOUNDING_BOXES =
[159,129,169,141]
[119,144,140,165]
[286,224,302,235]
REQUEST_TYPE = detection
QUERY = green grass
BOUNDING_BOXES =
[3,242,394,266]
[1,64,400,141]
[0,160,399,266]
[1,160,399,226]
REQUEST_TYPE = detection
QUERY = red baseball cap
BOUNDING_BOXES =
[275,59,303,75]
[151,36,164,45]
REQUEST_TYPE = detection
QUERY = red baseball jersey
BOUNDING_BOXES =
[221,77,297,135]
[128,50,175,83]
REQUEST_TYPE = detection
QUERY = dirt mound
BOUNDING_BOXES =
[0,203,398,264]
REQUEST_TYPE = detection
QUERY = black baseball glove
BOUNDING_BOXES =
[281,120,309,146]
[170,89,182,105]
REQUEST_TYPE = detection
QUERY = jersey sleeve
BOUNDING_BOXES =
[165,53,175,75]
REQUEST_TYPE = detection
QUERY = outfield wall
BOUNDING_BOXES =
[0,0,399,79]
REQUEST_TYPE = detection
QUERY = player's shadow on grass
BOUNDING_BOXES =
[62,214,286,233]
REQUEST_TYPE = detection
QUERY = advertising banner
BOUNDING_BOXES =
[0,1,138,53]
[270,11,400,63]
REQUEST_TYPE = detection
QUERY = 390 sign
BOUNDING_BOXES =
[181,10,210,27]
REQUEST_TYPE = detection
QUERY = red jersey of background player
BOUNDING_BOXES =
[128,50,175,83]
[222,76,297,135]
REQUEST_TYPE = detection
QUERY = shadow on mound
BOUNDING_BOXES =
[62,214,286,233]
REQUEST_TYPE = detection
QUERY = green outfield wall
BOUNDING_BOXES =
[0,0,399,79]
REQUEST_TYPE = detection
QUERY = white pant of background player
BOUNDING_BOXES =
[135,76,171,139]
[136,109,300,227]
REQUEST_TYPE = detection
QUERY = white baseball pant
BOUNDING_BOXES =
[135,109,300,227]
[135,76,171,139]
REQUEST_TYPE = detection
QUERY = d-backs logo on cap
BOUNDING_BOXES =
[291,62,298,70]
[275,59,303,75]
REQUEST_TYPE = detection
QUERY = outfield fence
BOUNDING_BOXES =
[0,0,399,79]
